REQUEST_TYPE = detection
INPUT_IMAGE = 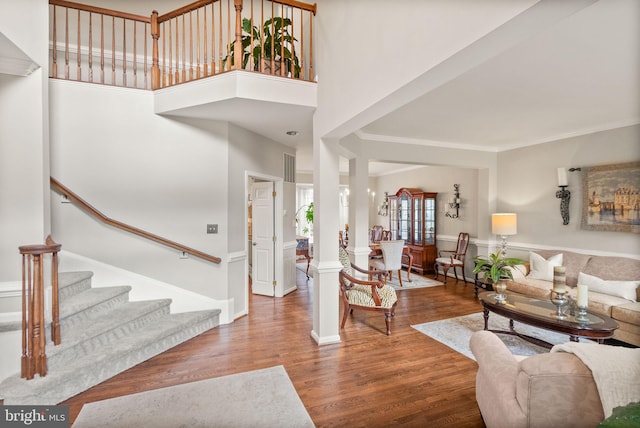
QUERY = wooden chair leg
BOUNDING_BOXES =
[384,309,392,335]
[434,263,441,280]
[341,303,351,329]
[397,269,403,287]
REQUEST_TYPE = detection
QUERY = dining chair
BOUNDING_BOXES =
[369,240,406,286]
[434,232,470,283]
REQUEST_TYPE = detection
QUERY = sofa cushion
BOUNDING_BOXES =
[534,250,592,287]
[584,291,632,318]
[528,252,563,281]
[611,301,640,326]
[579,272,639,302]
[507,277,553,300]
[582,255,640,282]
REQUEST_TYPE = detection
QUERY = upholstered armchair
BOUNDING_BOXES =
[470,331,604,428]
[434,232,469,283]
[339,246,398,335]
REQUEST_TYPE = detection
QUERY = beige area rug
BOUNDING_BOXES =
[73,366,315,428]
[411,312,590,361]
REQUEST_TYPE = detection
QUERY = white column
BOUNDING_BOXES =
[348,156,371,270]
[310,133,342,345]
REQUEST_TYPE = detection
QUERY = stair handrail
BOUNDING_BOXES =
[19,235,62,379]
[50,177,222,264]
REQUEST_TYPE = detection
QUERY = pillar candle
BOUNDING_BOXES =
[557,168,568,186]
[553,266,566,293]
[577,284,589,307]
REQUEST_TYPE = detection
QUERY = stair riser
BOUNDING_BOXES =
[6,314,220,405]
[58,277,92,300]
[47,305,171,368]
[56,292,130,332]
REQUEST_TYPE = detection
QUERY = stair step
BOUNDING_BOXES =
[57,286,132,330]
[58,271,93,300]
[0,309,221,405]
[47,299,172,368]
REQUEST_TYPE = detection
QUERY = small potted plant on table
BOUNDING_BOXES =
[473,249,525,302]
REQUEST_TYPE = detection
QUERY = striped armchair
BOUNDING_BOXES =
[339,246,398,335]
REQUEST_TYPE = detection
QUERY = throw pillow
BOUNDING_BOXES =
[578,272,639,302]
[505,264,527,281]
[528,252,563,281]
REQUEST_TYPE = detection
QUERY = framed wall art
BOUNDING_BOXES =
[581,161,640,233]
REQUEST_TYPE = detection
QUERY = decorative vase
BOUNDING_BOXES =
[493,280,508,303]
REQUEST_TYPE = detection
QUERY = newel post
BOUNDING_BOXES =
[233,0,243,70]
[151,10,160,89]
[19,236,62,380]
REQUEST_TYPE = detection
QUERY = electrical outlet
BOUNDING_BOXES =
[207,224,218,234]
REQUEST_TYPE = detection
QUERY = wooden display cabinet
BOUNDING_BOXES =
[388,188,437,275]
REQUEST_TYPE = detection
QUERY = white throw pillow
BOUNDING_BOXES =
[528,252,563,281]
[578,272,639,302]
[505,264,527,281]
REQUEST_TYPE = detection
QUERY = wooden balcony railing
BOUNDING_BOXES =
[19,235,61,380]
[50,177,222,264]
[49,0,316,89]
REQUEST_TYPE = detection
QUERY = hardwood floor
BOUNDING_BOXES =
[62,269,486,427]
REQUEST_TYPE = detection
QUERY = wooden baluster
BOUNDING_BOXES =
[203,6,208,76]
[196,9,201,79]
[289,6,294,78]
[226,0,231,70]
[89,12,93,82]
[33,253,46,378]
[181,14,186,82]
[151,10,160,90]
[133,21,137,88]
[249,1,254,71]
[270,2,275,75]
[111,16,116,84]
[122,17,127,87]
[218,0,223,73]
[300,8,304,80]
[77,9,81,80]
[145,23,149,89]
[161,22,165,88]
[50,247,61,345]
[21,254,29,379]
[52,5,58,78]
[175,17,180,84]
[100,14,105,84]
[309,8,313,81]
[189,11,193,80]
[260,0,264,73]
[169,19,173,85]
[65,7,69,79]
[234,0,243,71]
[280,3,284,76]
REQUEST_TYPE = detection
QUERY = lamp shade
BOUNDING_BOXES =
[492,213,517,236]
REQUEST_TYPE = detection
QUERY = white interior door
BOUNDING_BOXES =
[251,181,275,296]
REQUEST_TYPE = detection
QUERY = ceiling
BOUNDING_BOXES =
[299,0,639,175]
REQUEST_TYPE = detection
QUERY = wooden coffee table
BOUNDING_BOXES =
[479,291,619,349]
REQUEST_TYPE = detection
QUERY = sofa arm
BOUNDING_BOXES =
[470,331,527,428]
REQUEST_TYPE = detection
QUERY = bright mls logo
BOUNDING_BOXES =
[2,406,69,427]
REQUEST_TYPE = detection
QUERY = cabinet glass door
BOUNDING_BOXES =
[398,194,410,241]
[413,196,422,245]
[389,198,398,239]
[425,197,435,244]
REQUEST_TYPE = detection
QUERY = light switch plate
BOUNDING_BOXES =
[207,224,218,234]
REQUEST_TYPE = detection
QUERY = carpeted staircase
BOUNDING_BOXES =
[0,271,220,405]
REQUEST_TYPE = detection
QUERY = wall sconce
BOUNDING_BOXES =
[492,213,517,257]
[555,168,581,225]
[378,192,389,216]
[445,184,460,218]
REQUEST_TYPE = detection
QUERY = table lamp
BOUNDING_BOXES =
[492,213,517,258]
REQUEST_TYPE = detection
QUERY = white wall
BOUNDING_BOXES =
[0,0,50,281]
[498,124,640,257]
[50,79,231,300]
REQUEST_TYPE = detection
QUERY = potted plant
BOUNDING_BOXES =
[226,17,301,78]
[472,249,526,302]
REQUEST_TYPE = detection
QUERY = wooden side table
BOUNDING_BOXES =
[473,260,493,298]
